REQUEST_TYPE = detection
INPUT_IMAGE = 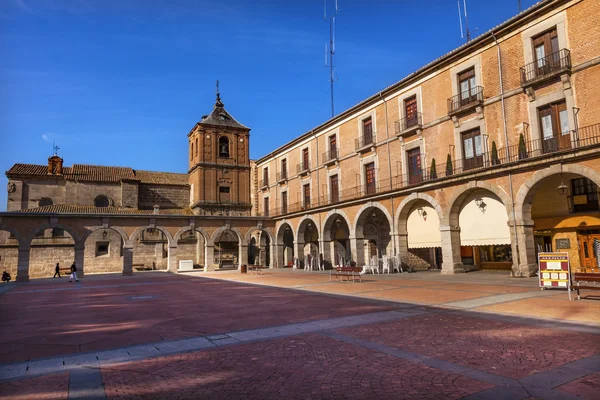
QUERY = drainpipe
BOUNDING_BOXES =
[492,31,521,276]
[379,92,396,255]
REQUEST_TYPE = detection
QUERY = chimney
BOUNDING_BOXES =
[47,155,63,175]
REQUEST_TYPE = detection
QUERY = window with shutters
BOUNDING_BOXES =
[407,148,422,184]
[263,167,269,187]
[532,27,559,71]
[457,67,477,106]
[404,96,418,128]
[302,148,309,171]
[263,197,269,216]
[461,128,484,170]
[281,191,288,214]
[281,159,287,180]
[329,135,337,160]
[362,117,373,145]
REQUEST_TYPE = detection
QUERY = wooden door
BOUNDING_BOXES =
[330,174,339,203]
[404,96,418,128]
[363,117,373,145]
[303,184,310,209]
[578,234,600,272]
[281,191,287,214]
[462,128,484,170]
[329,135,337,159]
[539,101,570,153]
[365,162,376,195]
[458,67,477,106]
[533,27,559,76]
[302,148,309,170]
[407,148,422,184]
[281,159,287,180]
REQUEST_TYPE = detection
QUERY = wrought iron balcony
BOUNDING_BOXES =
[323,149,339,166]
[355,133,376,153]
[447,86,484,116]
[520,49,571,86]
[395,113,423,137]
[297,161,310,175]
[277,171,287,183]
[260,179,269,189]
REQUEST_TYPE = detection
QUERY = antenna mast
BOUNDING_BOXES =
[324,0,339,118]
[457,0,471,43]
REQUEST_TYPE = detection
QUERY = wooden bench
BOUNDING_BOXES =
[248,265,264,275]
[330,267,362,283]
[571,272,600,300]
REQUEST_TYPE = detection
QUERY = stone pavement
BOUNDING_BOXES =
[0,270,598,399]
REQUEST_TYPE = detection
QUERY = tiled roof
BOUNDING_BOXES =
[198,94,249,130]
[135,170,188,185]
[6,163,188,186]
[16,205,194,215]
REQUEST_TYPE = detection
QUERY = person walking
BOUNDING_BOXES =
[53,263,61,278]
[69,262,79,282]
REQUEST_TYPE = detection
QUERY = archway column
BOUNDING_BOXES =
[294,240,304,266]
[394,231,409,259]
[511,220,538,277]
[440,225,464,274]
[16,244,30,282]
[167,245,178,272]
[239,244,248,268]
[320,239,331,263]
[123,245,134,276]
[74,244,85,277]
[276,243,285,268]
[205,244,215,271]
[350,236,365,266]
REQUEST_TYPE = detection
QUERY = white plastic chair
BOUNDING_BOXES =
[382,255,390,274]
[369,256,379,274]
[391,256,400,273]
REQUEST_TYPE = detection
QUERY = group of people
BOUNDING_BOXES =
[53,262,79,282]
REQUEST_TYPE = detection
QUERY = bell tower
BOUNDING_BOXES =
[188,83,252,216]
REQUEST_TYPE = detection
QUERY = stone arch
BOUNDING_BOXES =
[516,163,600,222]
[24,222,81,246]
[245,227,274,267]
[395,193,444,233]
[0,223,25,245]
[276,221,295,267]
[81,226,128,275]
[321,209,353,240]
[244,226,274,244]
[276,220,294,245]
[443,180,513,227]
[173,226,210,243]
[352,201,394,236]
[127,226,173,247]
[81,226,129,245]
[295,215,320,243]
[209,226,243,245]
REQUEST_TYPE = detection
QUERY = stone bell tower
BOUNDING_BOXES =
[187,84,252,216]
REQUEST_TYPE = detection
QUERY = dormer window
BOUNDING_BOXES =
[219,136,230,158]
[219,113,228,121]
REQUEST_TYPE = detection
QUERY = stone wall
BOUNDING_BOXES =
[29,244,74,279]
[132,240,167,270]
[121,181,139,209]
[84,229,123,274]
[407,248,436,270]
[138,184,189,209]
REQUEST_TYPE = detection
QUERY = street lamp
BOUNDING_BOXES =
[557,181,569,196]
[475,197,487,213]
[417,207,428,221]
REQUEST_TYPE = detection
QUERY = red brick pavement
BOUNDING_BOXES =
[0,372,69,400]
[337,313,600,379]
[556,371,600,399]
[101,333,493,400]
[0,275,393,363]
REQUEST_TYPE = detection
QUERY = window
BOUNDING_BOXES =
[95,242,109,257]
[219,186,230,193]
[263,197,269,216]
[461,128,484,170]
[219,186,230,203]
[571,178,599,212]
[94,195,111,208]
[533,27,559,71]
[329,135,337,160]
[457,67,477,105]
[38,197,53,207]
[195,138,198,156]
[303,183,311,208]
[219,136,230,158]
[538,100,570,153]
[407,148,422,184]
[190,142,194,160]
[52,228,64,238]
[281,191,288,214]
[404,95,418,128]
[302,148,309,171]
[365,162,376,195]
[281,159,287,180]
[362,117,373,145]
[330,174,339,203]
[263,167,269,186]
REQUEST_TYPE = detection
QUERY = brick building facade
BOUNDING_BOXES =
[1,0,599,281]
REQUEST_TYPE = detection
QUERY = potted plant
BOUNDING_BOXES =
[491,141,500,165]
[518,133,528,160]
[445,154,453,176]
[430,158,437,179]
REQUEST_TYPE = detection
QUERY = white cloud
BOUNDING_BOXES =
[42,133,52,143]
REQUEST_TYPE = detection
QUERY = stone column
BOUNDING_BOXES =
[294,240,305,267]
[513,220,538,277]
[276,243,285,268]
[320,239,331,264]
[74,244,85,277]
[16,244,30,282]
[350,236,365,266]
[167,245,178,272]
[440,225,464,274]
[239,244,248,269]
[205,244,215,271]
[122,246,134,276]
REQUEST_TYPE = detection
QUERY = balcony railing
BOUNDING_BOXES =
[323,149,339,165]
[260,179,269,188]
[277,171,288,182]
[448,86,484,115]
[395,113,422,136]
[355,133,376,152]
[262,122,600,218]
[520,49,571,86]
[297,161,310,174]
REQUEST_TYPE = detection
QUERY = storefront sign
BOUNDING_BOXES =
[538,252,571,297]
[555,239,570,249]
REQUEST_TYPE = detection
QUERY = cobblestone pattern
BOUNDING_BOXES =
[0,372,69,400]
[337,313,600,379]
[101,334,492,400]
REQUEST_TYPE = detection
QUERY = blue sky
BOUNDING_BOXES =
[0,0,538,210]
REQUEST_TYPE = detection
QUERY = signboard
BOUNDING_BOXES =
[555,238,570,249]
[538,252,571,297]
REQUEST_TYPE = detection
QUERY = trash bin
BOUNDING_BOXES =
[241,264,247,274]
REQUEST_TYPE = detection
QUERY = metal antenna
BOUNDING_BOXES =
[324,0,339,118]
[457,0,471,43]
[518,0,522,12]
[457,1,464,39]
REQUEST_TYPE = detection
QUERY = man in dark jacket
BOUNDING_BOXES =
[69,262,79,282]
[53,263,61,278]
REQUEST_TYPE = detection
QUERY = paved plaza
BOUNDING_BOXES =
[0,270,599,399]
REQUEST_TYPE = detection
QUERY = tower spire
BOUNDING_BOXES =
[215,79,223,108]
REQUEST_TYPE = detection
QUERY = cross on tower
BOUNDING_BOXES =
[53,142,60,156]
